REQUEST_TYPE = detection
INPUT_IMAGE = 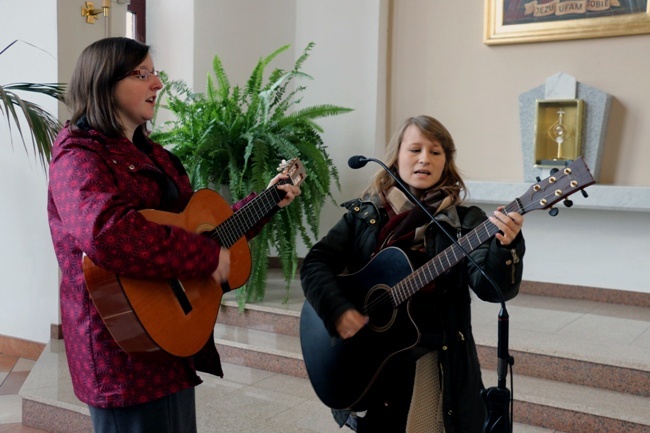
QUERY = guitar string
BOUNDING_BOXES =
[360,178,578,317]
[207,160,301,246]
[394,200,520,305]
[205,179,290,247]
[361,200,520,316]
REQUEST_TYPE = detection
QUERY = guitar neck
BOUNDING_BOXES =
[390,199,524,306]
[210,180,290,248]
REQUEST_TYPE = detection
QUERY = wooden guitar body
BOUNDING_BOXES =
[83,189,249,359]
[83,158,307,360]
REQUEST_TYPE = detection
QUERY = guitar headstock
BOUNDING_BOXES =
[518,157,595,215]
[277,158,307,187]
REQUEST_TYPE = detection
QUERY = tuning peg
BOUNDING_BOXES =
[581,189,589,198]
[550,168,559,175]
[536,176,541,182]
[563,199,573,208]
[548,207,559,217]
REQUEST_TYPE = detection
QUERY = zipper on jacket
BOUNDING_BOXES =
[505,249,520,284]
[439,357,453,419]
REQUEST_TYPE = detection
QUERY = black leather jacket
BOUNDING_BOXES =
[301,196,525,433]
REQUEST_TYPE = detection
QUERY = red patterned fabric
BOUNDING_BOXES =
[47,125,259,408]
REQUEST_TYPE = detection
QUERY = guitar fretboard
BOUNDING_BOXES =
[390,199,523,306]
[208,180,290,248]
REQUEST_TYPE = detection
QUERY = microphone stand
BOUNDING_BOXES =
[348,155,514,433]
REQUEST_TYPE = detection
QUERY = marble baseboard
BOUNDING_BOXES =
[477,345,649,398]
[219,303,300,337]
[216,343,307,379]
[520,280,650,308]
[23,399,92,433]
[50,323,63,340]
[0,335,45,360]
[514,400,644,433]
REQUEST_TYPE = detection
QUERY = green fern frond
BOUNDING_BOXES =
[211,54,231,100]
[151,42,353,307]
[293,42,315,73]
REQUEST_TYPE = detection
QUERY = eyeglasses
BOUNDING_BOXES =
[123,68,159,81]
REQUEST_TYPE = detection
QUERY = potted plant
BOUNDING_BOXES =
[0,40,66,170]
[151,42,352,307]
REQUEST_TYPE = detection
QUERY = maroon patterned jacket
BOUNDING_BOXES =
[47,124,265,408]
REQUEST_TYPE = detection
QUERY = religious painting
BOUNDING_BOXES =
[485,0,650,44]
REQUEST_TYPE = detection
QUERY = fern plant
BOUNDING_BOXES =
[151,43,352,307]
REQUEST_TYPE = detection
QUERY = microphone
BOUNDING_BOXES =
[347,155,369,169]
[348,154,514,433]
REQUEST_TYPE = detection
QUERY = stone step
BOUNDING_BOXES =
[216,286,650,433]
[18,285,649,433]
[214,321,305,379]
[219,297,650,398]
[214,322,650,433]
[482,369,650,433]
[219,301,300,337]
[18,341,556,433]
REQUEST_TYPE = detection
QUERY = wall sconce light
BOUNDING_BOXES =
[81,1,110,24]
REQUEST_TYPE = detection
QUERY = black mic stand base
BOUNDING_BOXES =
[481,385,512,433]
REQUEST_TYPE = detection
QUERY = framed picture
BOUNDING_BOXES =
[484,0,650,45]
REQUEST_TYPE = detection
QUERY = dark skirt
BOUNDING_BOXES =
[88,386,197,433]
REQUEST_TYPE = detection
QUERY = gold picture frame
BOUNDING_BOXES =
[485,0,650,45]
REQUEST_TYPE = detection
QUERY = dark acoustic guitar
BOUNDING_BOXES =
[300,157,595,411]
[83,158,306,359]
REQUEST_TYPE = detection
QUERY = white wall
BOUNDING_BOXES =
[0,0,60,343]
[0,0,129,343]
[293,1,390,247]
[479,206,650,292]
[147,0,195,89]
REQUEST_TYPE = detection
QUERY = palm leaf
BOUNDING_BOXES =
[0,82,65,170]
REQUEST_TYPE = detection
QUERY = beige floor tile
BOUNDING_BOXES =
[0,394,22,424]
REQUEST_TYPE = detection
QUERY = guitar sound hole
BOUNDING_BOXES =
[365,285,396,332]
[168,279,193,315]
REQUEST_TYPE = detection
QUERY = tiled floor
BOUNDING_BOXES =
[8,343,556,433]
[0,354,46,432]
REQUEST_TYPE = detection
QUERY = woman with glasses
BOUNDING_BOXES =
[47,37,301,433]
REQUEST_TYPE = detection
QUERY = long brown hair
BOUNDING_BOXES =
[66,37,150,138]
[363,115,466,204]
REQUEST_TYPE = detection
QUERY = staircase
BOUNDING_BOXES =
[215,273,650,433]
[19,270,650,432]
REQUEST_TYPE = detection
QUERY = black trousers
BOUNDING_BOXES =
[88,387,197,433]
[354,358,416,433]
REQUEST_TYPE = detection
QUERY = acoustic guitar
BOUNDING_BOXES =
[83,158,306,359]
[300,157,595,411]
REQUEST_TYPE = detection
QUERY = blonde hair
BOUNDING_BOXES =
[363,115,466,204]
